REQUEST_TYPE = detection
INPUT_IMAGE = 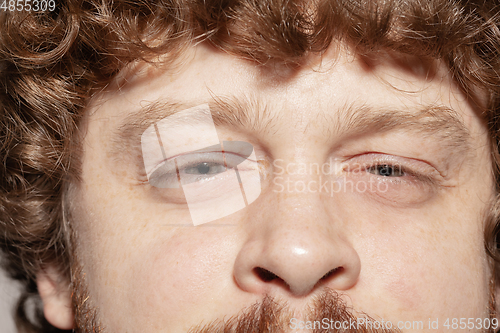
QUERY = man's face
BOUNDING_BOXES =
[66,43,495,332]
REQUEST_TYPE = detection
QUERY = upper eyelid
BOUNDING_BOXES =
[166,150,257,164]
[342,151,452,178]
[153,151,258,173]
[342,153,437,170]
[340,154,445,182]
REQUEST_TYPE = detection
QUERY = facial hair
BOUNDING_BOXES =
[70,262,497,333]
[71,261,103,333]
[70,263,402,333]
[188,289,401,333]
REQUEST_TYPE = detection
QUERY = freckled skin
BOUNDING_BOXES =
[65,43,495,332]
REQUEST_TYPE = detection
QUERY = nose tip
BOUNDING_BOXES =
[234,236,361,296]
[253,264,343,296]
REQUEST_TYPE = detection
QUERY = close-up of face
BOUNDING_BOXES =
[35,40,498,332]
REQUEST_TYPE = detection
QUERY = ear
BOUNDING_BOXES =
[36,266,74,330]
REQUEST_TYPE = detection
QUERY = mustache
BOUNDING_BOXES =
[188,289,401,333]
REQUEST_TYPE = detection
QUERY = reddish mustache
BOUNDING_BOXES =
[188,289,401,333]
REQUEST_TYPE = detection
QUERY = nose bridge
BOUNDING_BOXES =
[270,163,340,239]
[234,177,361,296]
[274,187,332,235]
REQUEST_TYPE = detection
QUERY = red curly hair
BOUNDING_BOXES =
[1,0,500,331]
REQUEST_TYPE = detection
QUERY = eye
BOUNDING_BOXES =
[366,164,405,177]
[340,153,446,207]
[148,150,257,188]
[183,162,226,175]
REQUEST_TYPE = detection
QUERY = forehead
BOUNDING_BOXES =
[86,42,486,147]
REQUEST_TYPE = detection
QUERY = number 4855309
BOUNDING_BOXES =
[0,0,56,11]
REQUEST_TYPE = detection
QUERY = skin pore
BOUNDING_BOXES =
[37,42,496,332]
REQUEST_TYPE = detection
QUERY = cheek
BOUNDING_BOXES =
[350,200,490,321]
[352,230,427,316]
[73,140,246,330]
[117,229,239,329]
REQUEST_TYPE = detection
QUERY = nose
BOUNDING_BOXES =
[233,187,361,296]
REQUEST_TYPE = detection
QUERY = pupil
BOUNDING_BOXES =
[379,165,392,176]
[197,163,211,174]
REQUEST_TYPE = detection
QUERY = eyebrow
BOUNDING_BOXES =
[109,96,472,162]
[326,103,472,153]
[109,97,277,160]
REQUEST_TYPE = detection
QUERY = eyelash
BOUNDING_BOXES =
[148,151,257,186]
[365,164,405,177]
[343,157,440,187]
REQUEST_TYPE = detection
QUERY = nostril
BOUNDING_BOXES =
[321,267,343,281]
[254,267,279,282]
